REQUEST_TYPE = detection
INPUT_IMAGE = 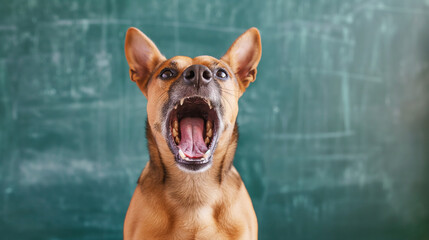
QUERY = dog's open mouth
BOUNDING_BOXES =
[167,96,220,171]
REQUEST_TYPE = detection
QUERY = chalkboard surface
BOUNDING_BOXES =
[1,0,428,239]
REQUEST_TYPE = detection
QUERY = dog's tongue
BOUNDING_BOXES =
[179,117,208,158]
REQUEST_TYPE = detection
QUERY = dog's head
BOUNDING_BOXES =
[125,27,261,173]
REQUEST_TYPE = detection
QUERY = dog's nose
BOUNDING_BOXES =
[182,64,212,87]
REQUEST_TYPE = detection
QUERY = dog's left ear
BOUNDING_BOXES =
[221,27,262,93]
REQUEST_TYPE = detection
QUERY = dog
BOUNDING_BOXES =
[123,26,262,240]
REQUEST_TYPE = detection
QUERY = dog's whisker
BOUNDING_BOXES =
[219,89,235,94]
[154,91,168,103]
[219,90,237,98]
[221,95,235,111]
[219,87,241,94]
[219,87,239,94]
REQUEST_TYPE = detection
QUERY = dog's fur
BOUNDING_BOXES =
[123,27,262,240]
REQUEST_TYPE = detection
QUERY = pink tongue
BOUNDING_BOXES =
[178,117,208,158]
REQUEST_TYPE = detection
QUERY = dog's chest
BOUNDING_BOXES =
[172,206,223,238]
[177,205,214,228]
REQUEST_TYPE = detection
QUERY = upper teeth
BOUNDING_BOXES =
[206,128,212,138]
[205,120,213,146]
[173,119,180,144]
[177,97,213,109]
[206,120,212,129]
[203,98,212,109]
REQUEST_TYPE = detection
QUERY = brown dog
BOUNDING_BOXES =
[123,27,262,240]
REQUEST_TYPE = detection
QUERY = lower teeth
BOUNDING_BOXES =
[179,149,186,158]
[178,149,211,162]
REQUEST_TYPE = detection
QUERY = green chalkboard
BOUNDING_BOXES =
[1,0,428,239]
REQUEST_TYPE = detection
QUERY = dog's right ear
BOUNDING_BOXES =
[125,27,166,97]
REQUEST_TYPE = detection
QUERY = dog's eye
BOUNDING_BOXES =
[159,69,176,80]
[215,69,228,80]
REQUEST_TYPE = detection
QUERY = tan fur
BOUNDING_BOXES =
[123,27,262,240]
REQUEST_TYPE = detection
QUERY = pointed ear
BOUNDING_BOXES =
[124,27,166,97]
[221,27,262,92]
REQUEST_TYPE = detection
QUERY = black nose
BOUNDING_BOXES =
[182,64,212,87]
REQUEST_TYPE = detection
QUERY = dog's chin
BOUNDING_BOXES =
[175,159,213,173]
[165,96,221,173]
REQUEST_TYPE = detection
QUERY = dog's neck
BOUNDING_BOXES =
[140,121,240,206]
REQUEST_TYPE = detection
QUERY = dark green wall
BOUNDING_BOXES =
[1,0,429,239]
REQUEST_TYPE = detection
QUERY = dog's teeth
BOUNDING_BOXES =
[174,105,178,110]
[180,98,184,106]
[205,137,210,145]
[175,136,180,145]
[204,98,211,109]
[172,128,178,137]
[179,149,186,159]
[173,120,179,129]
[203,98,212,109]
[206,120,212,129]
[206,128,212,138]
[203,150,211,159]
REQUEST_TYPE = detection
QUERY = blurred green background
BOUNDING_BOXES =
[1,0,429,239]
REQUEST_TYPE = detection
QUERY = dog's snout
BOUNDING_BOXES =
[183,65,212,87]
